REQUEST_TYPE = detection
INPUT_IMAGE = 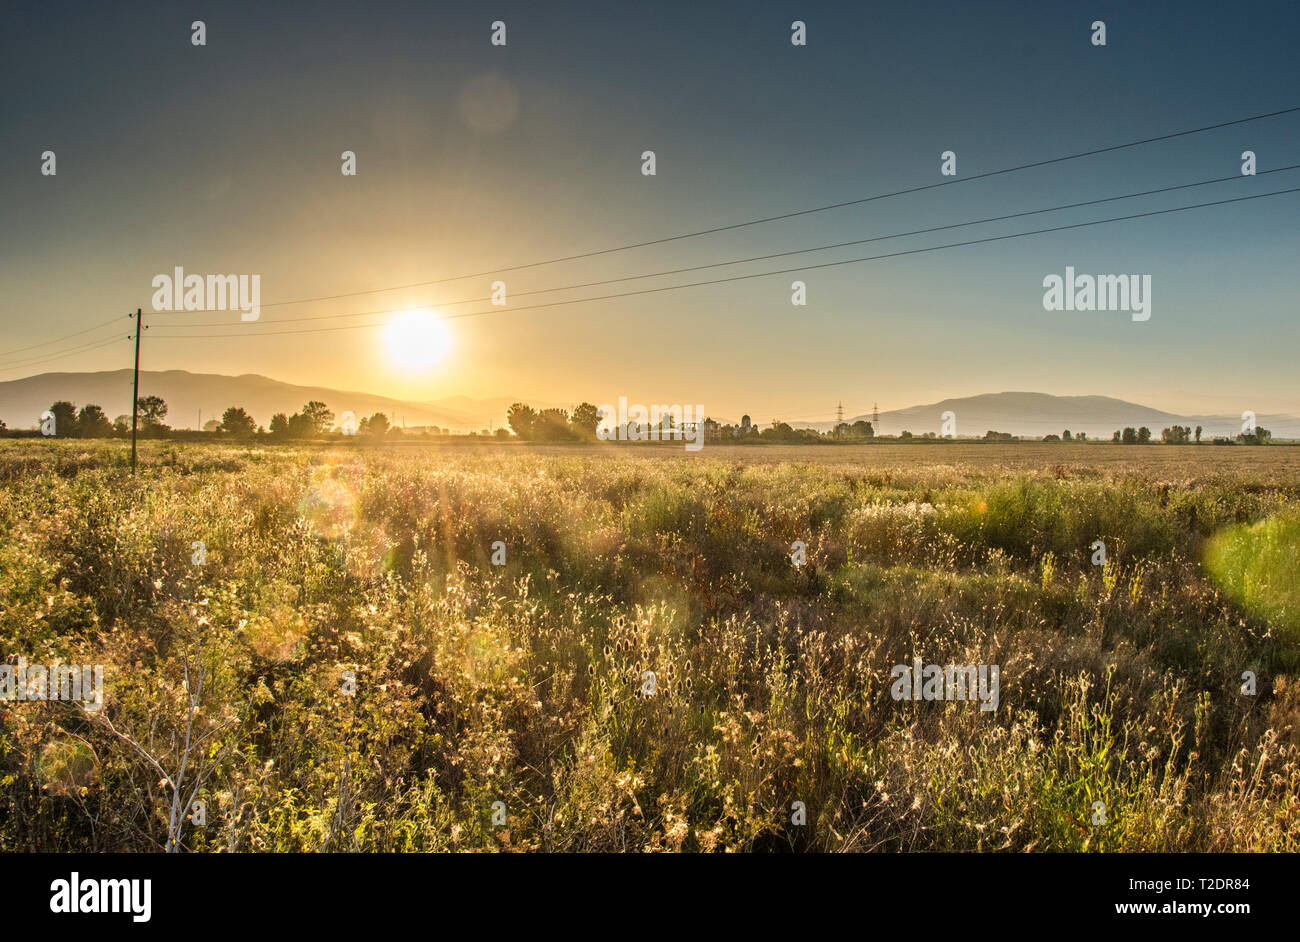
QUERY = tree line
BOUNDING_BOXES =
[1111,424,1272,445]
[2,396,1280,445]
[5,397,424,440]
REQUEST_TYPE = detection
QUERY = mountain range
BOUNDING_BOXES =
[0,371,1295,439]
[840,391,1299,439]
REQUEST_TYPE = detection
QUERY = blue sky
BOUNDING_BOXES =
[2,0,1298,420]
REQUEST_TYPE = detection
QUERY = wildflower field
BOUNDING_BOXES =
[2,440,1298,852]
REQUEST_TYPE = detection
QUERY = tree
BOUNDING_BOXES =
[760,421,797,441]
[359,412,390,439]
[287,412,313,438]
[300,401,333,436]
[1121,427,1138,444]
[569,402,601,440]
[851,420,874,439]
[1138,426,1152,444]
[506,402,537,440]
[1195,425,1203,443]
[218,406,256,438]
[76,404,113,438]
[1062,429,1072,441]
[269,413,290,438]
[137,395,169,430]
[535,408,572,441]
[48,400,78,437]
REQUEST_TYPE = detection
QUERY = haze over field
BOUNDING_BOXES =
[2,370,1296,439]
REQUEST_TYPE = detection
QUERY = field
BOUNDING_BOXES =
[2,439,1298,852]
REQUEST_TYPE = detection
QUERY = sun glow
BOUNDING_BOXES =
[383,309,453,372]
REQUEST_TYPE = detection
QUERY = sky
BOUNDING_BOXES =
[2,0,1299,423]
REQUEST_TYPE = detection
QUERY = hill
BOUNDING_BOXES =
[840,391,1299,439]
[0,370,530,432]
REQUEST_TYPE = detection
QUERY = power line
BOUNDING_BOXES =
[15,105,1297,368]
[154,162,1300,327]
[194,103,1300,312]
[0,333,131,373]
[15,104,1300,362]
[148,184,1300,339]
[0,314,127,361]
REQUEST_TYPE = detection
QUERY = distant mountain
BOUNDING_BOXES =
[828,391,1300,439]
[0,370,533,432]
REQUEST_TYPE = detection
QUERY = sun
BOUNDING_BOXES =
[383,309,453,372]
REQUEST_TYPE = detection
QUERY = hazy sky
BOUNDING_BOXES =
[3,0,1299,421]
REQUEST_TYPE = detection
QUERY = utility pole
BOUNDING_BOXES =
[130,308,143,474]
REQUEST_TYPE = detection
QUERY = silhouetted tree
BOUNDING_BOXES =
[77,404,113,438]
[507,402,537,439]
[48,401,78,437]
[219,406,256,438]
[535,408,573,441]
[287,412,313,438]
[359,412,390,439]
[569,402,600,440]
[137,395,169,432]
[301,401,333,435]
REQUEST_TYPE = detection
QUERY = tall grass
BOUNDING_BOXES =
[1,441,1297,851]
